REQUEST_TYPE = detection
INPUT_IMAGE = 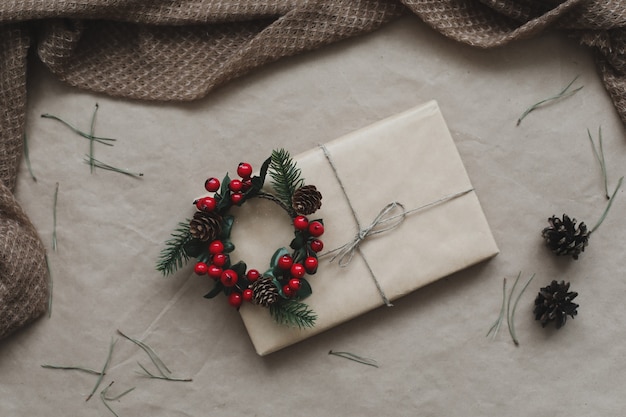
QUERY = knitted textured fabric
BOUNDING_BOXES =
[2,0,626,339]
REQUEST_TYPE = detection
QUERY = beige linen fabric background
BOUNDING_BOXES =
[2,1,626,416]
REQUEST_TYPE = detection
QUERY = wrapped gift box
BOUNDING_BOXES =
[236,101,499,355]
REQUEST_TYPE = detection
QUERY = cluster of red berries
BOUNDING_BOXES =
[196,162,254,210]
[193,215,325,308]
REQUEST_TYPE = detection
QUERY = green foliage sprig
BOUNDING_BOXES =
[156,220,192,276]
[270,300,317,329]
[268,148,304,211]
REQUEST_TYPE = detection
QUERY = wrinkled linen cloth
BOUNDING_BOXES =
[1,0,626,339]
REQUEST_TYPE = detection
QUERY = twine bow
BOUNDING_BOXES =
[327,201,406,267]
[319,144,474,307]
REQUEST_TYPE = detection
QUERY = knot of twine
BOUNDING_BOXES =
[319,144,474,307]
[327,201,406,267]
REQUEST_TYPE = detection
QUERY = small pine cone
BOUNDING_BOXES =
[189,211,222,242]
[541,214,589,260]
[533,280,579,329]
[292,185,322,215]
[251,277,279,307]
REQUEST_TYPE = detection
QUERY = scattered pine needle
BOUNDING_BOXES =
[328,350,379,368]
[588,127,610,199]
[23,134,37,182]
[508,273,535,346]
[84,156,143,178]
[86,338,117,402]
[45,254,53,318]
[116,330,171,376]
[89,104,99,173]
[100,381,135,417]
[52,182,59,251]
[591,176,624,234]
[486,278,507,339]
[517,76,583,126]
[41,113,117,146]
[41,364,103,375]
[136,362,192,382]
[487,272,535,346]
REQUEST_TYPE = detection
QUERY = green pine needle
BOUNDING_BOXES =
[45,254,53,318]
[328,350,379,368]
[508,273,535,346]
[117,329,171,376]
[268,149,304,210]
[41,113,117,146]
[517,75,583,126]
[588,127,609,199]
[591,176,624,234]
[52,182,59,251]
[41,364,103,375]
[136,362,192,382]
[156,220,192,276]
[83,156,143,178]
[86,338,117,402]
[100,382,135,417]
[486,277,507,339]
[23,134,37,182]
[269,300,317,329]
[89,103,99,173]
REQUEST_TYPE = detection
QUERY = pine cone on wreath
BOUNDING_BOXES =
[533,280,579,329]
[251,276,279,307]
[189,211,223,242]
[292,185,322,215]
[541,214,589,260]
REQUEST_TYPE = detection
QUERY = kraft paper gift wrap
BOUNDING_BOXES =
[235,100,499,355]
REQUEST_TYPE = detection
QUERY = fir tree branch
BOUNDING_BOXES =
[270,300,317,329]
[157,220,192,276]
[268,149,304,210]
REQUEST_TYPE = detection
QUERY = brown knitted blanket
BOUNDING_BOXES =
[1,0,625,340]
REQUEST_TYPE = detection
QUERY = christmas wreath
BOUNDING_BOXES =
[157,149,323,328]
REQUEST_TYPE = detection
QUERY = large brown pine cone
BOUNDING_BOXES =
[533,280,579,329]
[292,185,322,215]
[251,276,279,307]
[189,211,222,241]
[541,214,589,260]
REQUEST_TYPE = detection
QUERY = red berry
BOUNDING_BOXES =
[310,239,324,252]
[220,269,238,287]
[283,284,295,297]
[293,215,309,231]
[204,177,220,192]
[242,288,254,302]
[207,265,222,279]
[228,292,243,308]
[209,240,224,255]
[195,196,216,211]
[308,221,324,237]
[277,255,293,270]
[237,162,253,179]
[246,269,260,282]
[290,263,305,278]
[229,179,243,192]
[230,192,244,205]
[288,278,302,291]
[212,253,228,267]
[304,256,318,273]
[194,262,208,275]
[242,178,252,191]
